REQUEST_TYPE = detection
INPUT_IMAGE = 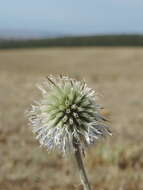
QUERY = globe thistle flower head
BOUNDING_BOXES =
[27,75,111,155]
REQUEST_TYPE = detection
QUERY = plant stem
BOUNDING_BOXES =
[73,141,92,190]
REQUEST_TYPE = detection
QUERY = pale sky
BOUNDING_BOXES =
[0,0,143,34]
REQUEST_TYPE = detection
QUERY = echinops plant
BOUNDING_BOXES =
[27,75,111,190]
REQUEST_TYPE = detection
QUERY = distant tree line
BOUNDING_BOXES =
[0,35,143,49]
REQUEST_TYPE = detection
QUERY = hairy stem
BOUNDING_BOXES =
[73,141,92,190]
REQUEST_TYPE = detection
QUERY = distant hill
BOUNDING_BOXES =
[0,29,63,40]
[0,34,143,49]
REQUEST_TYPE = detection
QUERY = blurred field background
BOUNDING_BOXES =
[0,47,143,190]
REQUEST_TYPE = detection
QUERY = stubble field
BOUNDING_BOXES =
[0,47,143,190]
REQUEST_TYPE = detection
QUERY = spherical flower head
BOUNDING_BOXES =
[27,75,111,155]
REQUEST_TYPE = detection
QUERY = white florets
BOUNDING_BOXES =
[27,75,111,155]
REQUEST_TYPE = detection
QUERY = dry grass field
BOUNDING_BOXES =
[0,47,143,190]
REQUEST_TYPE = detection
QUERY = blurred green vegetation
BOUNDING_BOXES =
[0,34,143,49]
